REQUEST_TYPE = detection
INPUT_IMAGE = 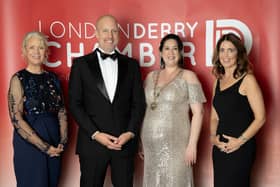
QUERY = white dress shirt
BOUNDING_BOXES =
[97,48,118,103]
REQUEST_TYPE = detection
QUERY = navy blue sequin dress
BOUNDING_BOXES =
[8,69,67,187]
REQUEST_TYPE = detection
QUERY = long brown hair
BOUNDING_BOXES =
[212,33,252,79]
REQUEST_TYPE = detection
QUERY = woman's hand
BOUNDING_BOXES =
[211,135,228,152]
[184,144,197,167]
[138,140,144,160]
[138,150,144,160]
[47,145,64,157]
[57,143,64,151]
[222,134,243,153]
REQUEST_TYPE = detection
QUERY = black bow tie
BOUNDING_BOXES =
[97,48,117,60]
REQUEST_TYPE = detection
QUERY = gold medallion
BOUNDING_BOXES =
[150,102,157,110]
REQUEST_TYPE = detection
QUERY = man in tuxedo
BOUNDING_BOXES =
[68,15,146,187]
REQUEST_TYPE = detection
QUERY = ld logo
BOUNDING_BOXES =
[205,19,253,66]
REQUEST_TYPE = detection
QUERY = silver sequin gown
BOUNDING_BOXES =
[141,71,206,187]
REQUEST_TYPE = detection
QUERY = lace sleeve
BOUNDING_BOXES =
[58,106,68,145]
[8,75,50,153]
[53,75,68,146]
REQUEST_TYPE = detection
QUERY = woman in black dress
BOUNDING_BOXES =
[210,33,265,187]
[8,31,68,187]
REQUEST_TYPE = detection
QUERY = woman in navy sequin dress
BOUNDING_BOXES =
[8,31,68,187]
[210,33,265,187]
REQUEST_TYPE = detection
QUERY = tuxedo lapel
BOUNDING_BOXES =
[113,53,127,103]
[88,51,110,102]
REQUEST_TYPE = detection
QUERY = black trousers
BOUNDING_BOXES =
[79,152,134,187]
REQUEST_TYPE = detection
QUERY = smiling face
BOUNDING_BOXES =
[23,36,47,66]
[95,16,119,53]
[160,39,180,68]
[218,40,238,70]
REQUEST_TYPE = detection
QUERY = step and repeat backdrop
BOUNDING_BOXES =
[0,0,279,186]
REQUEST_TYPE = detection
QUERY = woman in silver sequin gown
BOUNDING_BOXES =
[140,34,206,187]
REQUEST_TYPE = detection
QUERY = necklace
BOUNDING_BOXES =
[150,69,182,110]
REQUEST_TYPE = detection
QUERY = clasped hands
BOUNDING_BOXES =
[47,144,64,157]
[94,132,134,150]
[211,134,243,154]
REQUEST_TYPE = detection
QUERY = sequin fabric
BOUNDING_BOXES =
[8,69,68,152]
[141,71,206,187]
[16,69,64,115]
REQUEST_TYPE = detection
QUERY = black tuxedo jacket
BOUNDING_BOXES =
[68,50,146,156]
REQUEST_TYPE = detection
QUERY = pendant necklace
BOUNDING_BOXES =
[150,69,182,110]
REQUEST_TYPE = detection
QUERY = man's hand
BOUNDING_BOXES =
[116,132,134,146]
[94,132,122,150]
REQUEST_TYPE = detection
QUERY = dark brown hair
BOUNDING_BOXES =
[212,33,252,79]
[159,34,184,69]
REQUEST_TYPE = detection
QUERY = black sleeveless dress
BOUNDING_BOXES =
[212,76,256,187]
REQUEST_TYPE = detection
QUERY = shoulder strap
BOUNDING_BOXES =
[235,74,247,88]
[215,79,220,92]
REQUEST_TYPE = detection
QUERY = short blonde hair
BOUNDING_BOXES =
[22,31,49,58]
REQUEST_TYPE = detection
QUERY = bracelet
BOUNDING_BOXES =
[240,135,248,142]
[92,131,100,140]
